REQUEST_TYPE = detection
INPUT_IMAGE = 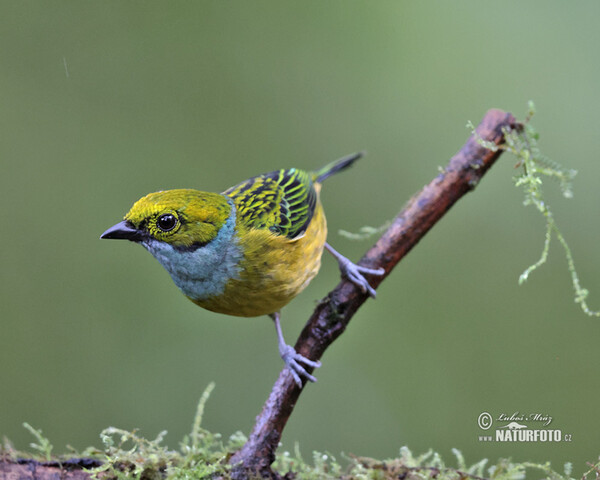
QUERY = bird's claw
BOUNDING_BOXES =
[338,260,384,298]
[279,344,321,387]
[325,243,384,298]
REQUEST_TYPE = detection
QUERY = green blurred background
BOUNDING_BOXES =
[2,0,599,474]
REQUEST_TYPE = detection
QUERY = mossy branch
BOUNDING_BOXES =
[229,109,520,479]
[4,429,600,480]
[469,101,598,317]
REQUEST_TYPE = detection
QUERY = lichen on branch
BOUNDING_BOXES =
[469,101,599,317]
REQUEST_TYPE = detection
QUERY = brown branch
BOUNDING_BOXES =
[0,458,102,480]
[229,109,520,479]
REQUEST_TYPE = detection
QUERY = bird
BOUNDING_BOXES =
[100,152,383,386]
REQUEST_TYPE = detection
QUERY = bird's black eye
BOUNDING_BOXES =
[157,214,177,232]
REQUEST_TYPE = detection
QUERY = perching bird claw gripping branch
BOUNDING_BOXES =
[229,109,520,479]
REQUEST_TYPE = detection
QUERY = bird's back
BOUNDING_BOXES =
[223,167,317,239]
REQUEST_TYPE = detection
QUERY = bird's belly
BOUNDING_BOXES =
[193,206,327,317]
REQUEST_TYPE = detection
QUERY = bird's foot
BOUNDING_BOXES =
[325,243,384,298]
[271,311,321,387]
[279,343,321,387]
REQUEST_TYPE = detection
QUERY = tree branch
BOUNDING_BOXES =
[229,109,520,478]
[0,458,102,480]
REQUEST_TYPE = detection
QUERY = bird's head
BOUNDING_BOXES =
[101,189,232,249]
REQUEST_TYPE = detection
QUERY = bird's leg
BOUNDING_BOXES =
[324,242,385,298]
[270,312,321,387]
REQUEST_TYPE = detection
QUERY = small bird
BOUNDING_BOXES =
[101,153,383,386]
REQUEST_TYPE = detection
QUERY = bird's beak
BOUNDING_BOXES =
[100,220,145,242]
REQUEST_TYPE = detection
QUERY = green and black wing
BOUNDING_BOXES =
[223,168,317,239]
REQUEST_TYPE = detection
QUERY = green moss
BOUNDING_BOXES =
[4,385,599,480]
[22,422,54,461]
[469,102,599,317]
[86,382,241,479]
[338,222,390,241]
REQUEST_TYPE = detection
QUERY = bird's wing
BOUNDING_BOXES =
[223,168,317,239]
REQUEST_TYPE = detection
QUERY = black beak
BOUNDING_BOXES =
[100,220,145,242]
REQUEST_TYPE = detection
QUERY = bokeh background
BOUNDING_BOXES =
[2,1,599,474]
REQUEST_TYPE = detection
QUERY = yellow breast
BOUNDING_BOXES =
[192,202,327,317]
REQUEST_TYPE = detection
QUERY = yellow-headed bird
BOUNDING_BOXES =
[101,153,383,385]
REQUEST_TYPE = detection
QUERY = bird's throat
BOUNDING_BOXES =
[142,199,242,301]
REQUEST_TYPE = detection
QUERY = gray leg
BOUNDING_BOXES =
[270,312,321,387]
[325,242,385,298]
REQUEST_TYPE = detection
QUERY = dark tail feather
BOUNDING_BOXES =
[314,151,365,183]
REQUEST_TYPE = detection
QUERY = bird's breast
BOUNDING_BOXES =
[194,203,328,317]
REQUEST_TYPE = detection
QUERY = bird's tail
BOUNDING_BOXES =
[313,151,364,183]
